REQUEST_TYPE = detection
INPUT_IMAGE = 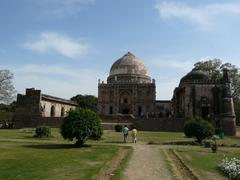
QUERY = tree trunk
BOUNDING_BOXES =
[75,139,85,147]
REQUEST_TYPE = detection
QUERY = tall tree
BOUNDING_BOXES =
[194,59,240,126]
[0,70,16,104]
[194,59,240,100]
[71,94,97,112]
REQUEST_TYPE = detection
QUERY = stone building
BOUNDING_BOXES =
[98,52,159,117]
[14,52,236,135]
[98,52,236,135]
[172,68,236,135]
[15,88,78,128]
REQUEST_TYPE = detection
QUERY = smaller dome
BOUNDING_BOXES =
[180,68,210,83]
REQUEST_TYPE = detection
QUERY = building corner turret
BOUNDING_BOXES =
[221,69,236,136]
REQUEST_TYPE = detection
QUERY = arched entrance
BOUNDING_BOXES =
[122,108,129,114]
[119,91,132,115]
[50,105,55,117]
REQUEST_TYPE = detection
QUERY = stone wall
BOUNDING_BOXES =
[15,88,77,128]
[14,116,64,128]
[101,115,184,132]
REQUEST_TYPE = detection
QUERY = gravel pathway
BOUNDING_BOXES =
[122,143,173,180]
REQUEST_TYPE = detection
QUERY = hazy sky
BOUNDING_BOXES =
[1,0,240,100]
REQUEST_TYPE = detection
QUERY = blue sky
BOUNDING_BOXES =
[1,0,240,100]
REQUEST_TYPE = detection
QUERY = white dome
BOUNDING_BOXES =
[109,52,149,76]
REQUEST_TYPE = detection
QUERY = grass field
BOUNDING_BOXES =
[177,146,240,179]
[0,129,123,180]
[0,128,239,180]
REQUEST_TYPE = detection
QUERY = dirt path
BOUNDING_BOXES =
[122,143,173,180]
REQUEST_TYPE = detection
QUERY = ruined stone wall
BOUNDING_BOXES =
[15,88,77,128]
[182,84,215,118]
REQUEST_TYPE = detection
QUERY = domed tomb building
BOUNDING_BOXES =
[172,68,236,135]
[98,52,236,136]
[98,52,157,117]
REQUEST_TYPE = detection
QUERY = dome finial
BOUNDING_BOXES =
[125,51,134,57]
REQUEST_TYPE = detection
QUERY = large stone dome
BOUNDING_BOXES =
[107,52,151,83]
[180,68,210,84]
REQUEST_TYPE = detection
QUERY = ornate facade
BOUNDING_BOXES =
[172,68,236,135]
[98,52,236,135]
[98,52,157,117]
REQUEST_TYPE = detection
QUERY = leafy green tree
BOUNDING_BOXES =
[184,117,214,143]
[194,59,240,100]
[194,59,240,125]
[0,101,16,112]
[61,108,102,147]
[71,94,97,112]
[0,70,16,104]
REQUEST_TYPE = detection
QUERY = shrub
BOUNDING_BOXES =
[61,108,102,147]
[34,126,51,138]
[114,124,123,132]
[203,139,212,148]
[215,128,222,135]
[89,126,103,140]
[211,135,219,153]
[219,157,240,179]
[184,117,214,143]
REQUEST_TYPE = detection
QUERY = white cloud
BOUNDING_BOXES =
[23,32,89,59]
[150,56,194,71]
[155,2,240,29]
[1,64,107,99]
[156,79,179,100]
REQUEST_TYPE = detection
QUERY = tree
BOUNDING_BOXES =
[184,117,214,143]
[61,108,102,147]
[194,59,240,100]
[194,59,240,126]
[71,94,98,112]
[0,70,16,104]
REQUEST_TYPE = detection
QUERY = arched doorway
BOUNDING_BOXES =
[61,107,65,117]
[119,91,132,115]
[122,108,129,114]
[50,105,55,117]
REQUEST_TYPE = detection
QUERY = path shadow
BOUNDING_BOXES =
[162,140,199,146]
[23,143,91,149]
[104,140,125,144]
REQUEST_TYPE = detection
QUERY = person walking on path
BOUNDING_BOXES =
[122,125,129,143]
[131,127,137,143]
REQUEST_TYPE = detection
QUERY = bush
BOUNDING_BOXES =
[184,117,214,143]
[61,108,102,147]
[203,139,212,148]
[34,126,51,138]
[219,157,240,179]
[114,124,123,132]
[89,126,103,140]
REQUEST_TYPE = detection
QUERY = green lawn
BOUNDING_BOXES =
[0,128,239,180]
[177,146,240,179]
[101,130,188,144]
[0,129,122,180]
